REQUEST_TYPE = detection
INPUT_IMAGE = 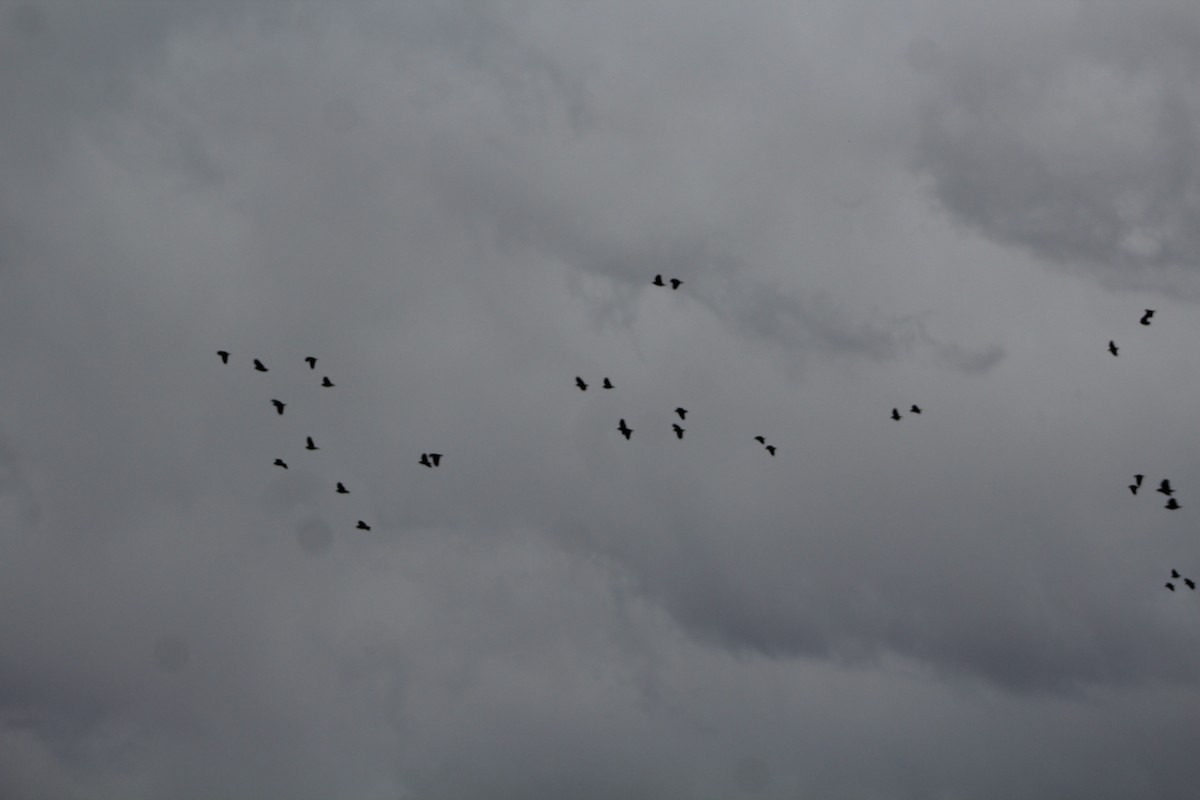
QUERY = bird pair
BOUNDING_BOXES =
[652,275,683,290]
[576,377,613,391]
[419,453,443,467]
[753,436,776,456]
[891,405,921,420]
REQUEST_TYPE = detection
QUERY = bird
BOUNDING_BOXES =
[336,482,349,494]
[1166,498,1181,510]
[754,436,766,445]
[419,454,432,468]
[765,445,777,456]
[217,350,230,364]
[271,399,286,415]
[652,274,665,286]
[1171,569,1180,578]
[669,278,682,290]
[429,453,443,466]
[1157,479,1174,496]
[1129,484,1139,495]
[1141,309,1155,326]
[305,436,318,451]
[1135,474,1144,486]
[274,458,288,469]
[675,407,688,420]
[305,356,317,369]
[356,520,371,531]
[891,408,901,421]
[1187,578,1196,590]
[1166,582,1176,591]
[618,419,633,440]
[672,424,685,439]
[1108,340,1118,356]
[321,376,334,387]
[603,378,614,389]
[910,405,922,414]
[254,359,268,372]
[575,377,588,391]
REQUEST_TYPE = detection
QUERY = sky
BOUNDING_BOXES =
[2,1,1200,797]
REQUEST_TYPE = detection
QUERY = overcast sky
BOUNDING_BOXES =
[3,1,1200,797]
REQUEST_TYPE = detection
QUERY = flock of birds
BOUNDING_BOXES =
[218,299,1189,595]
[1102,309,1193,594]
[216,350,445,532]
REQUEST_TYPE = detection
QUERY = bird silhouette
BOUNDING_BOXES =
[765,445,777,456]
[429,453,442,466]
[1166,498,1181,510]
[1187,579,1196,590]
[336,482,349,494]
[356,520,371,531]
[254,359,268,372]
[1158,479,1174,496]
[271,399,286,415]
[891,408,901,421]
[754,436,766,445]
[1166,582,1176,591]
[1135,474,1144,486]
[576,377,588,391]
[217,350,230,364]
[274,458,288,469]
[675,407,688,420]
[1129,484,1138,495]
[1172,569,1180,578]
[321,376,334,387]
[672,424,685,439]
[910,405,922,414]
[670,278,683,290]
[603,378,613,389]
[1141,309,1155,325]
[419,454,432,468]
[305,356,317,370]
[1108,340,1118,356]
[653,274,665,286]
[618,419,633,440]
[306,436,318,451]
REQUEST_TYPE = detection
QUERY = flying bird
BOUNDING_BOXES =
[1108,340,1118,356]
[1158,479,1174,496]
[1141,309,1155,326]
[254,359,268,372]
[429,453,443,466]
[754,436,766,445]
[1129,484,1139,495]
[1135,474,1144,486]
[271,399,285,415]
[1166,582,1176,591]
[910,405,922,414]
[305,356,317,369]
[336,482,349,494]
[576,377,588,391]
[618,419,633,440]
[1187,579,1196,590]
[652,274,665,286]
[1166,498,1181,510]
[603,378,613,389]
[321,376,334,387]
[419,454,432,468]
[1172,569,1180,578]
[274,458,288,469]
[356,520,371,531]
[306,437,318,451]
[891,408,901,421]
[675,408,688,420]
[669,278,682,290]
[217,350,230,364]
[765,445,777,456]
[672,424,685,439]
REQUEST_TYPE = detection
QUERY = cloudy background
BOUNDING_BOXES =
[2,0,1200,797]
